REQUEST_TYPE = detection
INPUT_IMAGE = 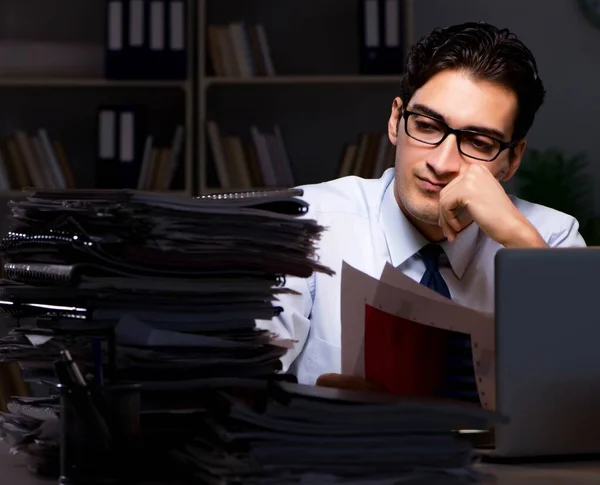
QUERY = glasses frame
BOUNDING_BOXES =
[402,109,517,162]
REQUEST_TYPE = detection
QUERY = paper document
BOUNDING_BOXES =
[173,381,506,484]
[340,261,496,411]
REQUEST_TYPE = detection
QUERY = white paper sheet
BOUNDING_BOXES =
[340,261,496,411]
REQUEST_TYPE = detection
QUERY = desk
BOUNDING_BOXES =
[481,462,600,484]
[2,443,600,484]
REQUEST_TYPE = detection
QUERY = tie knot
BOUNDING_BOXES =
[419,243,445,271]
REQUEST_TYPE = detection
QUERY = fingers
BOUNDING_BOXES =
[438,211,458,243]
[438,184,468,242]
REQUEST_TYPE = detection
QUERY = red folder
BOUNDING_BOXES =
[364,304,449,396]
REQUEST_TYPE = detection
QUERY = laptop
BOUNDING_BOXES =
[477,247,600,461]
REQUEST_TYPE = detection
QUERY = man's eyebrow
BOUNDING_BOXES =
[411,103,446,121]
[410,103,507,141]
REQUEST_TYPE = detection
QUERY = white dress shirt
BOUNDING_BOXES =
[256,168,587,385]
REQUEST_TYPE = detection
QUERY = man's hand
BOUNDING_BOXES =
[438,164,547,248]
[316,373,388,393]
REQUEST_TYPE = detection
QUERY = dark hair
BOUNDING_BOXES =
[399,22,545,143]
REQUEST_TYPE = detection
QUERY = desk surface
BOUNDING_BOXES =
[2,443,600,485]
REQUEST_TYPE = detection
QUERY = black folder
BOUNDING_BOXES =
[104,0,188,80]
[358,0,406,75]
[95,105,147,189]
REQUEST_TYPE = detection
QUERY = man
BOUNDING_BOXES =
[256,22,586,389]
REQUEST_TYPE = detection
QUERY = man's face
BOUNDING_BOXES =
[388,69,525,229]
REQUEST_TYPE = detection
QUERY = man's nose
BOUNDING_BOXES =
[426,134,463,176]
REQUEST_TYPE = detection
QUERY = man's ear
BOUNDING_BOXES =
[500,139,527,182]
[388,97,404,146]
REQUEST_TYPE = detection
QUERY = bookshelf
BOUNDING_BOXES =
[198,0,414,195]
[0,1,414,202]
[0,0,195,199]
[0,78,187,88]
[204,75,406,86]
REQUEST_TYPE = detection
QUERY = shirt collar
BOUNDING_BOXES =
[378,177,480,280]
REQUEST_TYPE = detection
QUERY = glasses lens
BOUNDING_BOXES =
[406,113,501,161]
[406,113,445,144]
[459,132,501,161]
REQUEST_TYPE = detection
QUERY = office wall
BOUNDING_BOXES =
[413,0,600,208]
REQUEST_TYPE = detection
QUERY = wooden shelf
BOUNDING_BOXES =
[201,186,292,195]
[0,77,188,88]
[0,189,189,198]
[0,190,30,198]
[202,187,249,195]
[197,0,414,196]
[144,189,190,197]
[203,75,405,87]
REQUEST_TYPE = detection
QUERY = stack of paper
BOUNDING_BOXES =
[0,395,60,476]
[172,381,507,484]
[0,188,332,480]
[0,188,332,390]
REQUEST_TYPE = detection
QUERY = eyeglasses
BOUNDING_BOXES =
[402,109,517,162]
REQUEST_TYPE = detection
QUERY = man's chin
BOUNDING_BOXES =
[415,213,441,227]
[396,187,440,225]
[403,203,440,227]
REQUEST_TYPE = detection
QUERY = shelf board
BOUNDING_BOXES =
[202,187,251,195]
[201,186,293,195]
[0,189,189,197]
[0,77,188,88]
[142,189,190,197]
[203,75,404,86]
[0,190,30,198]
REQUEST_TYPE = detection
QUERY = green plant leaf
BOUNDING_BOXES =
[514,148,595,230]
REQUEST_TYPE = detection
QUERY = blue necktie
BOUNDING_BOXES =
[418,244,480,404]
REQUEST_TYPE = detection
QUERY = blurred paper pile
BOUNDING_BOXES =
[0,395,60,476]
[0,188,333,479]
[173,381,506,485]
